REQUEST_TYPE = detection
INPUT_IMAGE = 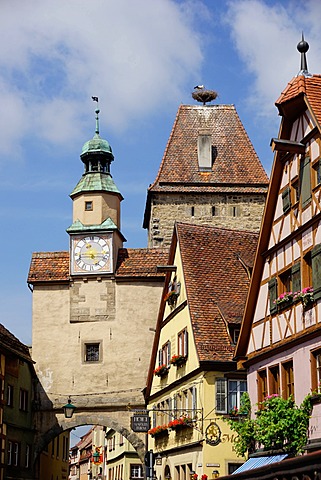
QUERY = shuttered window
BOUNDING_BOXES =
[268,277,278,314]
[291,263,301,293]
[282,186,291,213]
[216,378,227,413]
[312,244,321,301]
[300,156,311,208]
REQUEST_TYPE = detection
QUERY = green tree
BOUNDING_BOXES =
[225,393,312,457]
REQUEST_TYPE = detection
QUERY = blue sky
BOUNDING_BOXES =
[1,0,321,345]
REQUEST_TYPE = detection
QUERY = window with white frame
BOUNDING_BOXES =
[7,441,12,466]
[215,378,247,414]
[311,349,321,393]
[25,444,30,468]
[178,328,188,357]
[158,341,171,367]
[130,464,143,479]
[19,389,28,412]
[7,384,13,407]
[13,442,19,467]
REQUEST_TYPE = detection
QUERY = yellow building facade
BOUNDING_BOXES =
[146,223,258,478]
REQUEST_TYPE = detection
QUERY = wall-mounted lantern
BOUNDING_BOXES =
[212,470,219,479]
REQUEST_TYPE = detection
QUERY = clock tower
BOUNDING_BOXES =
[67,108,125,275]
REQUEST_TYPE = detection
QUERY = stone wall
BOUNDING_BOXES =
[148,193,266,247]
[31,278,164,415]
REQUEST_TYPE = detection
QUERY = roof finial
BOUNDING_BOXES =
[297,33,312,77]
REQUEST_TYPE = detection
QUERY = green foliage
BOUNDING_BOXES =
[224,393,312,457]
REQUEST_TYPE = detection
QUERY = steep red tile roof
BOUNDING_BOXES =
[177,223,258,362]
[149,104,269,192]
[28,248,169,283]
[0,324,32,362]
[276,74,321,127]
[116,248,169,277]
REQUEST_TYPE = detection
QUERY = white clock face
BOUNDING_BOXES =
[73,235,111,273]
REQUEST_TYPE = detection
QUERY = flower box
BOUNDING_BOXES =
[154,365,170,377]
[164,290,179,307]
[168,416,193,430]
[293,287,314,307]
[170,354,187,367]
[148,425,169,437]
[274,292,293,310]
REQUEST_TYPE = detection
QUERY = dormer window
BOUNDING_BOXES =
[85,201,93,211]
[197,131,212,170]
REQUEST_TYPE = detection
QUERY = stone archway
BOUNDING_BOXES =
[33,409,147,462]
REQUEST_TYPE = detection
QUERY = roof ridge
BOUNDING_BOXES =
[176,221,260,236]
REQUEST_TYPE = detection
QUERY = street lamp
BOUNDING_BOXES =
[63,397,76,418]
[92,450,100,463]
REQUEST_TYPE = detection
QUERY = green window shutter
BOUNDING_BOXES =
[269,277,278,314]
[300,156,311,208]
[312,244,321,301]
[282,186,291,213]
[291,262,301,293]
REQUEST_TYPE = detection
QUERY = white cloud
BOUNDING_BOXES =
[226,0,321,121]
[0,0,205,159]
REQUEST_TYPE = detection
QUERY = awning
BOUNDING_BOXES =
[232,454,288,474]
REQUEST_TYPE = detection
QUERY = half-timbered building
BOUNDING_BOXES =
[235,39,321,452]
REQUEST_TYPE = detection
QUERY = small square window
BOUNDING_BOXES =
[85,201,93,211]
[84,343,101,362]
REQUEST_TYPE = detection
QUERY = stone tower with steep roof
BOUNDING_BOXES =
[143,103,269,247]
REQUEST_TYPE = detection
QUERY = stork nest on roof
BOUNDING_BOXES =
[192,89,218,105]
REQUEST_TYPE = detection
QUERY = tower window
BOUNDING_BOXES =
[83,342,101,363]
[231,206,240,217]
[191,207,195,217]
[85,201,93,211]
[212,206,216,216]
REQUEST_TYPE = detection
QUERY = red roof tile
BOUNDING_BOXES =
[149,105,269,192]
[116,248,169,277]
[28,252,70,283]
[177,223,258,362]
[28,248,169,283]
[276,74,321,127]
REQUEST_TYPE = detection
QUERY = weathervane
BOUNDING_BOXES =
[192,85,218,105]
[92,96,100,135]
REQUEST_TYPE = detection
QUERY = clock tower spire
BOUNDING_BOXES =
[67,105,125,275]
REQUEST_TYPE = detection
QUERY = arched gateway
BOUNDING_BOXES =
[34,411,146,461]
[28,108,167,461]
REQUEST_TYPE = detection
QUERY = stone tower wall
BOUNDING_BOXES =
[148,192,265,247]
